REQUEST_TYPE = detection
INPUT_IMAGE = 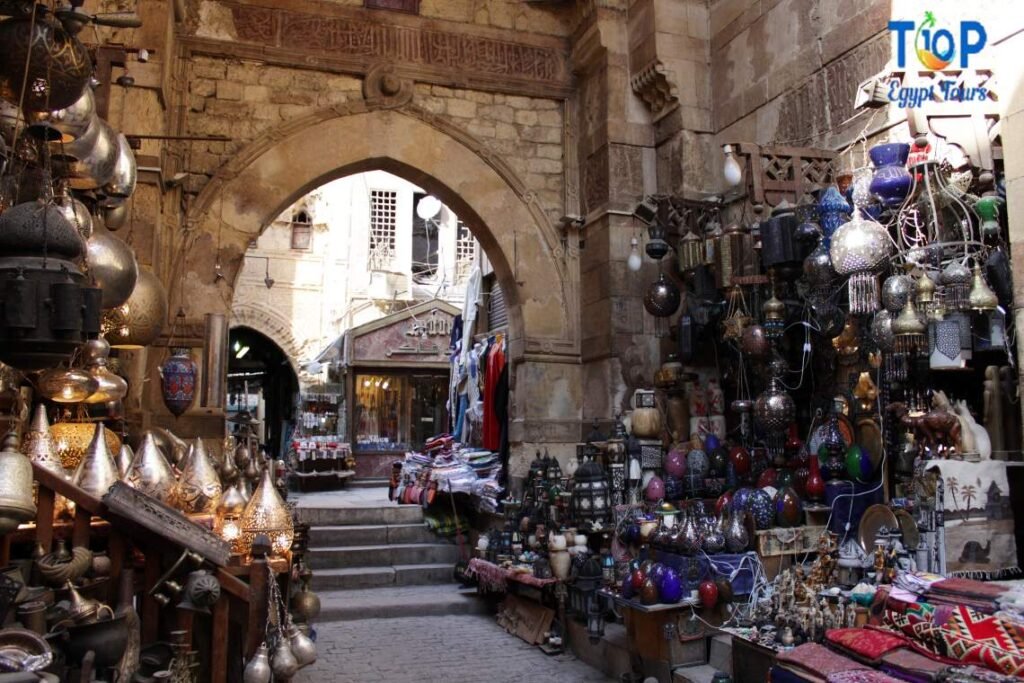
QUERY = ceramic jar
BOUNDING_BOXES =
[549,548,571,580]
[868,143,912,207]
[629,389,662,438]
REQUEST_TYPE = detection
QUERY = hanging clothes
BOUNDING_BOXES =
[494,357,510,477]
[482,336,505,451]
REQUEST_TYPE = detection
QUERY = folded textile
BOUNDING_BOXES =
[936,665,1022,682]
[776,642,870,679]
[880,647,949,682]
[827,671,903,683]
[772,664,825,683]
[929,579,1009,601]
[827,628,911,665]
[939,606,1024,677]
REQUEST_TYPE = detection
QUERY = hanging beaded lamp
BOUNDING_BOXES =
[829,208,892,315]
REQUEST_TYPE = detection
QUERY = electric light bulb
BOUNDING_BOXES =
[627,237,643,272]
[722,144,743,187]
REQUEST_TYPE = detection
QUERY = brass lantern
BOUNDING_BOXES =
[571,456,609,527]
[37,368,98,403]
[52,419,121,471]
[214,484,247,553]
[713,223,757,289]
[240,467,294,557]
[103,266,168,349]
[80,338,127,404]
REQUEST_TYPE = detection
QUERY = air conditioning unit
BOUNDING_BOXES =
[368,270,411,302]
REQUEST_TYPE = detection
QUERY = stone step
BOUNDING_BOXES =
[708,635,732,676]
[315,585,487,621]
[349,478,390,489]
[311,563,456,590]
[297,504,423,527]
[308,543,459,569]
[672,664,723,683]
[308,523,437,547]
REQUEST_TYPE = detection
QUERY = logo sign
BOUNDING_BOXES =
[885,11,990,108]
[889,11,987,69]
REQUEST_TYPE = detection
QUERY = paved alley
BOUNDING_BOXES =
[294,613,614,683]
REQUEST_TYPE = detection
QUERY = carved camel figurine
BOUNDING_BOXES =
[887,402,961,455]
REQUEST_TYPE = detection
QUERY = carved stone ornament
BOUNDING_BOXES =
[630,60,679,120]
[363,63,413,108]
[102,481,231,566]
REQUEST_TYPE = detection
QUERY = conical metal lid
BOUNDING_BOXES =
[73,424,119,498]
[125,433,176,503]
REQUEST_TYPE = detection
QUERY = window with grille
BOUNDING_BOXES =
[290,209,313,250]
[412,193,438,282]
[368,190,397,270]
[455,220,476,283]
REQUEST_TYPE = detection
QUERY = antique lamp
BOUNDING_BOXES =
[240,467,294,557]
[80,338,128,404]
[571,456,609,527]
[51,417,121,471]
[37,367,98,403]
[211,484,243,555]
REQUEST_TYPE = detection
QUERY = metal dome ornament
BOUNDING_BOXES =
[86,221,138,309]
[969,264,998,312]
[881,274,913,313]
[0,11,93,112]
[829,208,892,315]
[643,272,681,318]
[103,266,168,349]
[940,260,971,311]
[754,375,795,435]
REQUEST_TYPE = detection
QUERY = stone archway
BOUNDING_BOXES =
[177,101,585,472]
[229,304,307,381]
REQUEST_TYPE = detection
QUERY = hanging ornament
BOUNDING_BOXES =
[816,186,851,244]
[643,272,680,318]
[720,286,751,341]
[881,274,913,313]
[890,299,926,381]
[160,347,197,417]
[939,260,971,311]
[762,288,786,339]
[829,208,892,315]
[969,264,998,312]
[754,375,795,459]
[760,202,804,281]
[243,643,272,683]
[677,230,704,272]
[81,338,128,403]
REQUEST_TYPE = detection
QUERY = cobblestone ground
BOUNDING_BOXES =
[295,614,614,683]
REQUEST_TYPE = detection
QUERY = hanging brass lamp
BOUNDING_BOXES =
[103,266,167,349]
[52,418,121,471]
[81,338,127,404]
[36,367,98,404]
[969,264,999,312]
[214,484,247,553]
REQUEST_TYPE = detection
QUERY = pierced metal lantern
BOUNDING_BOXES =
[572,456,609,526]
[754,376,795,435]
[0,202,101,370]
[677,230,704,272]
[829,209,892,315]
[644,273,681,318]
[713,223,757,289]
[940,260,971,311]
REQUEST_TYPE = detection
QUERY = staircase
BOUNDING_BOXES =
[297,492,486,621]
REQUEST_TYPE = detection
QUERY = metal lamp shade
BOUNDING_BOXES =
[86,223,138,309]
[240,467,293,557]
[103,267,167,349]
[27,85,95,144]
[72,424,119,499]
[51,421,121,471]
[0,13,92,112]
[177,439,222,514]
[124,433,176,503]
[98,133,137,207]
[643,273,681,317]
[760,210,804,276]
[52,116,119,190]
[22,404,65,476]
[37,368,98,403]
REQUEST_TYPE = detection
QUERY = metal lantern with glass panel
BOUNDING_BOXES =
[571,454,609,528]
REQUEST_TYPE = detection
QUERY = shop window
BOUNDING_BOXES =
[369,189,397,270]
[290,210,312,250]
[411,192,439,281]
[455,219,476,284]
[354,373,404,451]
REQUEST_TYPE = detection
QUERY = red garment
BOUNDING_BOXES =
[482,341,505,450]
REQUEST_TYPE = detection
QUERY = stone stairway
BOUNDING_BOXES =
[297,493,486,621]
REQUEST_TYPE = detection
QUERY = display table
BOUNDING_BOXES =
[467,558,560,592]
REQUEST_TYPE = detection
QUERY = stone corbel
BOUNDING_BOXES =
[630,59,679,121]
[362,63,414,109]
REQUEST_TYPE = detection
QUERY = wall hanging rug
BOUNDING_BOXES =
[923,460,1020,579]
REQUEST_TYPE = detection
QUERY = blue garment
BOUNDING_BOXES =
[453,394,469,443]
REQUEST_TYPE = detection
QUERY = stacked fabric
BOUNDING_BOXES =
[926,579,1009,615]
[772,642,872,682]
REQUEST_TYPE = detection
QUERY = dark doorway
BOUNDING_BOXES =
[227,327,299,459]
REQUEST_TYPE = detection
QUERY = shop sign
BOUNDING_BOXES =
[887,12,989,107]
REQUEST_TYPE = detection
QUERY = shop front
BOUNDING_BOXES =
[343,300,459,478]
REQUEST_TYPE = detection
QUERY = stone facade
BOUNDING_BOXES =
[101,0,1024,474]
